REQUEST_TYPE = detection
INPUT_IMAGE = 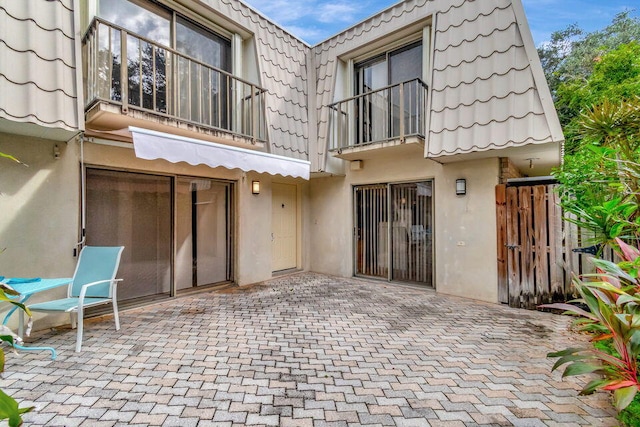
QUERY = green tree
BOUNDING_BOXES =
[539,11,640,98]
[557,42,640,153]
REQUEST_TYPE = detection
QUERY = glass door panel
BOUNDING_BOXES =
[86,169,172,301]
[98,0,171,45]
[354,184,388,278]
[389,42,423,137]
[355,58,388,144]
[176,17,231,129]
[354,181,433,285]
[354,41,423,143]
[390,182,432,284]
[175,178,232,290]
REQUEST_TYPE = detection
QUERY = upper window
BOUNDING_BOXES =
[98,0,171,46]
[355,41,422,95]
[353,41,424,145]
[176,17,231,71]
[97,0,231,72]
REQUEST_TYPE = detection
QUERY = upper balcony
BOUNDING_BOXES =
[82,18,266,147]
[328,78,428,160]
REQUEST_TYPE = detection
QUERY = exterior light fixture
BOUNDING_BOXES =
[251,180,260,195]
[456,179,466,196]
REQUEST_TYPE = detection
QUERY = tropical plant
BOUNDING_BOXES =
[545,94,640,414]
[0,285,33,427]
[0,152,34,426]
[555,96,640,249]
[544,238,640,411]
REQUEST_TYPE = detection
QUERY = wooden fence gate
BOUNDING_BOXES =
[497,184,570,309]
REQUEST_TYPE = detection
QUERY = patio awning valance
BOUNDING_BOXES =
[130,127,310,180]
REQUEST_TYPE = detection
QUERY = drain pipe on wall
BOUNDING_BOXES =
[75,133,86,257]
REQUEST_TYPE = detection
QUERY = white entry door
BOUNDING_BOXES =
[272,183,297,271]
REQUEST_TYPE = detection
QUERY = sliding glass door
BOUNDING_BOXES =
[86,169,233,303]
[354,181,433,285]
[175,178,233,290]
[86,169,172,301]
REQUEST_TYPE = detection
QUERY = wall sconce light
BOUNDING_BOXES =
[456,179,466,196]
[251,180,260,195]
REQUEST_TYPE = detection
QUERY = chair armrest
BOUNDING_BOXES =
[78,279,123,302]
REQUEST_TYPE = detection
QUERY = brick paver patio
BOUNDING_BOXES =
[2,273,617,426]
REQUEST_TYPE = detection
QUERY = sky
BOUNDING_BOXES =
[241,0,638,46]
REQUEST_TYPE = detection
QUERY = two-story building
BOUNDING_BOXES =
[0,0,561,327]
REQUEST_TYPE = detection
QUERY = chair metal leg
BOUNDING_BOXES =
[76,307,83,352]
[113,301,120,331]
[14,311,57,359]
[70,312,76,329]
[12,342,57,360]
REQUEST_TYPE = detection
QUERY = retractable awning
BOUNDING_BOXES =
[130,127,310,180]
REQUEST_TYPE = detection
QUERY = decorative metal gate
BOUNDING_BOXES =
[354,181,433,285]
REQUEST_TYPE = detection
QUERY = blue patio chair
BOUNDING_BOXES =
[22,246,124,352]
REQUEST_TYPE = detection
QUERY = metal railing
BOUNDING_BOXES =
[83,18,266,142]
[328,78,428,151]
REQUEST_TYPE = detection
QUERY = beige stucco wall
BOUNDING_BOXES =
[0,133,81,329]
[309,152,500,303]
[435,158,500,303]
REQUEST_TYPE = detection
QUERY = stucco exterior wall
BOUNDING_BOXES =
[434,158,499,303]
[309,176,351,277]
[0,133,81,328]
[309,153,499,303]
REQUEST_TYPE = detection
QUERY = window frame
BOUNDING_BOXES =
[90,0,234,73]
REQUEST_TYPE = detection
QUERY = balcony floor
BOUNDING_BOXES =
[85,101,265,149]
[330,135,424,161]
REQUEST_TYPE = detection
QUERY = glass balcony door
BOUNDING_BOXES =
[176,17,232,128]
[95,0,232,129]
[355,57,388,144]
[389,43,423,137]
[354,41,422,145]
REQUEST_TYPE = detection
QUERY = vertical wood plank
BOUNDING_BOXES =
[519,187,534,308]
[533,185,549,305]
[548,186,564,300]
[564,214,580,291]
[496,185,508,304]
[506,186,521,307]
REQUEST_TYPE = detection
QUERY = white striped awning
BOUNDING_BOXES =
[130,127,310,180]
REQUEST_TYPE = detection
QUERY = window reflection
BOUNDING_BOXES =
[95,0,233,130]
[98,0,170,46]
[354,41,423,144]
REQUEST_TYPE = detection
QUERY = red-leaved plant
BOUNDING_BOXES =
[542,238,640,411]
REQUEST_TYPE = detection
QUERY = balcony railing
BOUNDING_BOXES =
[328,78,428,151]
[83,18,266,142]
